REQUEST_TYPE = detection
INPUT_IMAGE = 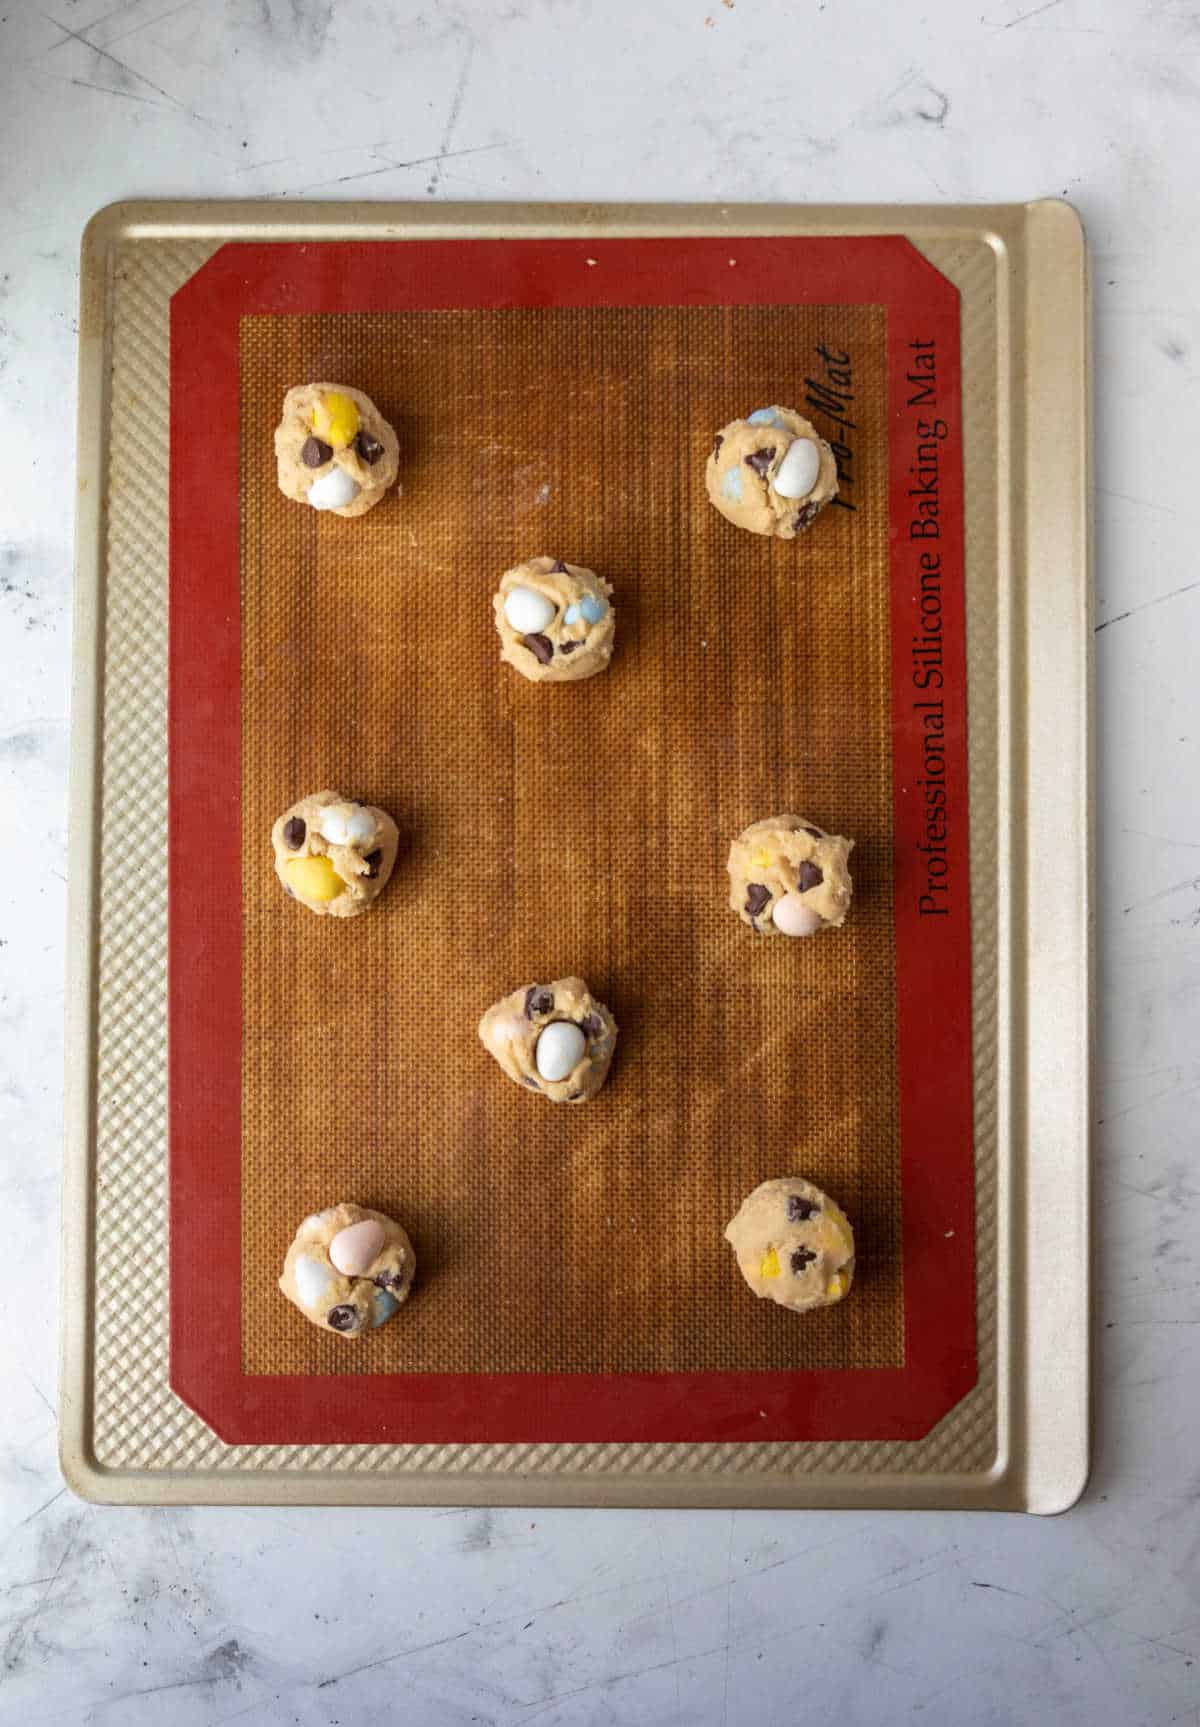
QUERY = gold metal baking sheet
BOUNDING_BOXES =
[61,200,1090,1511]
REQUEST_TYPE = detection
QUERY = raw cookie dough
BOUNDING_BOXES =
[272,789,400,918]
[493,557,616,683]
[724,1177,855,1313]
[478,977,618,1102]
[727,814,853,936]
[280,1202,416,1336]
[274,383,400,518]
[705,406,838,538]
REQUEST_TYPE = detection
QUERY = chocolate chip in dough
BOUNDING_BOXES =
[523,1076,540,1089]
[580,1014,603,1039]
[794,502,820,532]
[326,1304,359,1332]
[789,1246,817,1275]
[524,987,554,1018]
[745,883,771,918]
[550,558,568,572]
[744,447,776,478]
[363,848,383,879]
[787,1195,819,1223]
[374,1270,405,1294]
[713,433,724,460]
[522,632,554,665]
[283,816,306,850]
[301,436,332,468]
[354,430,384,464]
[797,861,824,893]
[558,639,579,655]
[802,826,823,840]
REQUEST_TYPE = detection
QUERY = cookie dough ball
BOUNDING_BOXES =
[706,406,838,538]
[478,977,618,1102]
[274,383,400,518]
[725,1177,855,1313]
[272,789,399,918]
[728,814,853,936]
[280,1202,416,1336]
[493,557,616,683]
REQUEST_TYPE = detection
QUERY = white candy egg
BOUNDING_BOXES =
[772,438,821,499]
[772,892,825,938]
[308,466,360,510]
[503,584,557,634]
[319,804,376,847]
[294,1256,334,1311]
[535,1020,586,1082]
[329,1218,386,1276]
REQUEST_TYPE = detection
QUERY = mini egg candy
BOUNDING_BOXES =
[721,465,744,502]
[746,406,789,428]
[286,854,345,902]
[773,438,821,500]
[771,891,825,938]
[319,804,377,847]
[311,390,360,448]
[503,584,557,635]
[580,593,608,624]
[329,1218,386,1275]
[308,466,360,511]
[534,1020,587,1082]
[293,1257,334,1312]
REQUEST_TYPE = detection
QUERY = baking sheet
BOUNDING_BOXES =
[62,201,1090,1509]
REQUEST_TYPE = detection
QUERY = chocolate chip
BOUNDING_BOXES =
[363,848,383,879]
[580,1014,603,1039]
[744,446,775,478]
[566,1091,583,1101]
[301,436,332,467]
[525,987,554,1018]
[558,639,579,655]
[787,1195,819,1222]
[283,816,306,850]
[354,430,384,464]
[523,1075,540,1089]
[550,558,568,572]
[794,502,820,531]
[790,1246,817,1275]
[745,883,771,918]
[712,433,724,460]
[802,826,823,840]
[797,861,824,893]
[326,1304,359,1332]
[283,885,295,898]
[522,632,554,665]
[374,1270,405,1294]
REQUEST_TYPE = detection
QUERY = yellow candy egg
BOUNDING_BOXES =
[827,1274,847,1301]
[758,1248,781,1280]
[311,391,360,448]
[751,848,774,869]
[286,855,345,902]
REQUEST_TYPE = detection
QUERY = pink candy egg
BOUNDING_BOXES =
[329,1218,385,1276]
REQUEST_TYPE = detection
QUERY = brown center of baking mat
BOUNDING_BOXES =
[238,301,900,1379]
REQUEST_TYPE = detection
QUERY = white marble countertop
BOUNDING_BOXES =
[1,1,1197,1721]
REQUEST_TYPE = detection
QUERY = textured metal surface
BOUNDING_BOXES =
[63,202,1088,1509]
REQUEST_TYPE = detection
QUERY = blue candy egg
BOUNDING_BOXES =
[721,465,744,502]
[747,407,787,428]
[563,603,582,626]
[371,1289,400,1328]
[580,594,608,624]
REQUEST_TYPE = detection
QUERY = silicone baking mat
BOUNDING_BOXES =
[168,236,974,1446]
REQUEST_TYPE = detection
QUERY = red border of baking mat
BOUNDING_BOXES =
[168,236,974,1445]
